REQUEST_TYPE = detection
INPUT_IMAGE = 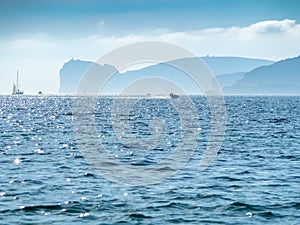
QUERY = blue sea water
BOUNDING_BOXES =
[0,96,300,224]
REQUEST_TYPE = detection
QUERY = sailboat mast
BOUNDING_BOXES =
[16,70,19,90]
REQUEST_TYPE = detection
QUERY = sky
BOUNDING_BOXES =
[1,0,300,94]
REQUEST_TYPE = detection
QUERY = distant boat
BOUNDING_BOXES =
[169,93,179,99]
[38,91,43,95]
[12,71,24,95]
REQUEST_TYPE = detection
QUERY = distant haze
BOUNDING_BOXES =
[1,0,300,94]
[59,56,276,95]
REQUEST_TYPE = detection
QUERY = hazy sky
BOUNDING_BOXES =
[1,0,300,94]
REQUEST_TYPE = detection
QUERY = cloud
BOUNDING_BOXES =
[97,21,105,27]
[1,19,300,93]
[84,19,300,59]
[4,19,300,60]
[247,19,297,34]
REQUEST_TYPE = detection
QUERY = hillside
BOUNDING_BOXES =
[224,55,300,94]
[59,56,273,94]
[201,56,273,75]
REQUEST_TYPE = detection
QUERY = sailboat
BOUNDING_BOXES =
[12,70,24,95]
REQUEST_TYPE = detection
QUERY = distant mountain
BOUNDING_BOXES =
[59,59,117,94]
[224,55,300,94]
[201,56,273,75]
[59,56,273,94]
[59,59,92,93]
[216,72,245,89]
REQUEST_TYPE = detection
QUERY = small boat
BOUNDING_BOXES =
[38,91,43,95]
[169,93,179,99]
[12,71,24,95]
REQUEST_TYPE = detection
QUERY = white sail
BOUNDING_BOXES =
[12,83,17,95]
[12,70,24,95]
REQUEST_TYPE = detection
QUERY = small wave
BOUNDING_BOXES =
[228,201,265,212]
[128,213,152,219]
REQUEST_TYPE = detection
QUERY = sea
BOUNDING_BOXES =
[0,95,299,225]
